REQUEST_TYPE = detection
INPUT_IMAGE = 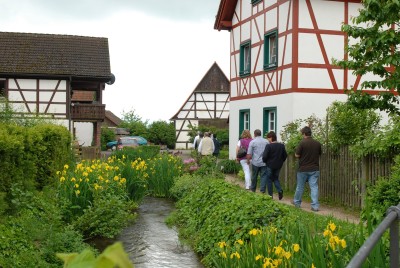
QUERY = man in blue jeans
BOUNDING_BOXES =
[247,129,268,193]
[293,126,322,211]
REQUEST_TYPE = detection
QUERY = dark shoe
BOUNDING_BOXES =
[311,207,319,212]
[278,191,283,200]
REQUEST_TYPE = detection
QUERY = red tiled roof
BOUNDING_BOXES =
[0,31,112,80]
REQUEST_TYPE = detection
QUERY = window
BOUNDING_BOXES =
[0,80,5,98]
[251,0,263,5]
[264,30,278,70]
[239,109,250,136]
[263,107,276,135]
[240,41,251,76]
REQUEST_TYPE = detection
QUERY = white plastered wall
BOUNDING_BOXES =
[228,92,348,159]
[74,122,93,146]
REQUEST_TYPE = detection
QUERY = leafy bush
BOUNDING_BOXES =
[0,123,36,197]
[0,189,89,268]
[146,154,183,197]
[73,194,137,239]
[361,155,400,226]
[217,159,241,174]
[147,120,176,148]
[280,114,326,154]
[218,149,229,159]
[101,127,115,151]
[0,123,73,200]
[112,145,160,162]
[57,242,133,268]
[167,176,288,265]
[169,173,204,200]
[195,156,225,179]
[326,101,380,152]
[351,115,400,158]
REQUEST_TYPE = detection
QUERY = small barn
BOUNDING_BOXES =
[170,62,230,149]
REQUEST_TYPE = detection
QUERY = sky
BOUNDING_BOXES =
[0,0,230,122]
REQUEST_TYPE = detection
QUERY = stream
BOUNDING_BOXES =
[117,196,204,268]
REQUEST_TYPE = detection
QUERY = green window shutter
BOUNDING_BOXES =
[240,41,251,77]
[251,0,263,5]
[263,107,277,136]
[264,29,278,71]
[239,109,250,137]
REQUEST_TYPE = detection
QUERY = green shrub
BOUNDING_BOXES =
[195,156,224,179]
[147,120,176,148]
[112,145,160,162]
[167,176,288,265]
[73,194,137,239]
[101,127,115,151]
[362,155,400,226]
[0,123,36,197]
[0,188,90,268]
[57,242,133,268]
[217,159,241,174]
[169,173,204,200]
[29,124,73,189]
[218,149,229,159]
[146,154,183,197]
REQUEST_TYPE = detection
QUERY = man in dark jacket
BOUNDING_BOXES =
[293,126,322,211]
[262,131,287,200]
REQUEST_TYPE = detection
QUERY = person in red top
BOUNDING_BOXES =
[236,129,252,190]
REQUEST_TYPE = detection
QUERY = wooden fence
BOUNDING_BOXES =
[280,147,393,209]
[73,145,100,161]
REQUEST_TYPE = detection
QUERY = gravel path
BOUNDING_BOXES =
[224,174,360,224]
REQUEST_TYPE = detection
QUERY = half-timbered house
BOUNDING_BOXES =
[170,62,230,149]
[0,31,114,147]
[214,0,384,158]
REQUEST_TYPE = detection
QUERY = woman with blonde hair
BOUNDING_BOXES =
[236,129,253,190]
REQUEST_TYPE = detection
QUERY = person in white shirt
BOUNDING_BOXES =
[198,132,214,156]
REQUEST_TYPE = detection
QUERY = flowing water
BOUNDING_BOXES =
[117,196,204,268]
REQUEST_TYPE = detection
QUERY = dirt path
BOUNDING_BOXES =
[224,174,360,224]
[172,150,360,224]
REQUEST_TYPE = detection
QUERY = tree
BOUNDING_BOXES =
[101,127,115,151]
[119,109,148,137]
[326,101,380,150]
[147,120,176,148]
[335,0,400,115]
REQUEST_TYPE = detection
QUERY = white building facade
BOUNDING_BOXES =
[214,0,385,159]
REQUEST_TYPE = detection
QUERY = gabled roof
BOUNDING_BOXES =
[105,110,122,126]
[193,62,230,93]
[170,62,230,120]
[214,0,238,31]
[0,31,112,81]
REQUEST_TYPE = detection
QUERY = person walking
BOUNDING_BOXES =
[262,131,287,199]
[193,131,203,150]
[293,126,322,211]
[236,130,252,190]
[198,132,214,156]
[247,129,269,193]
[212,133,221,158]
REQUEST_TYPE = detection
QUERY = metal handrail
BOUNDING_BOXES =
[346,204,400,268]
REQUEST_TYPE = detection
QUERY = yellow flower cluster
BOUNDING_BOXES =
[57,157,127,198]
[323,221,347,250]
[217,227,301,267]
[131,158,149,178]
